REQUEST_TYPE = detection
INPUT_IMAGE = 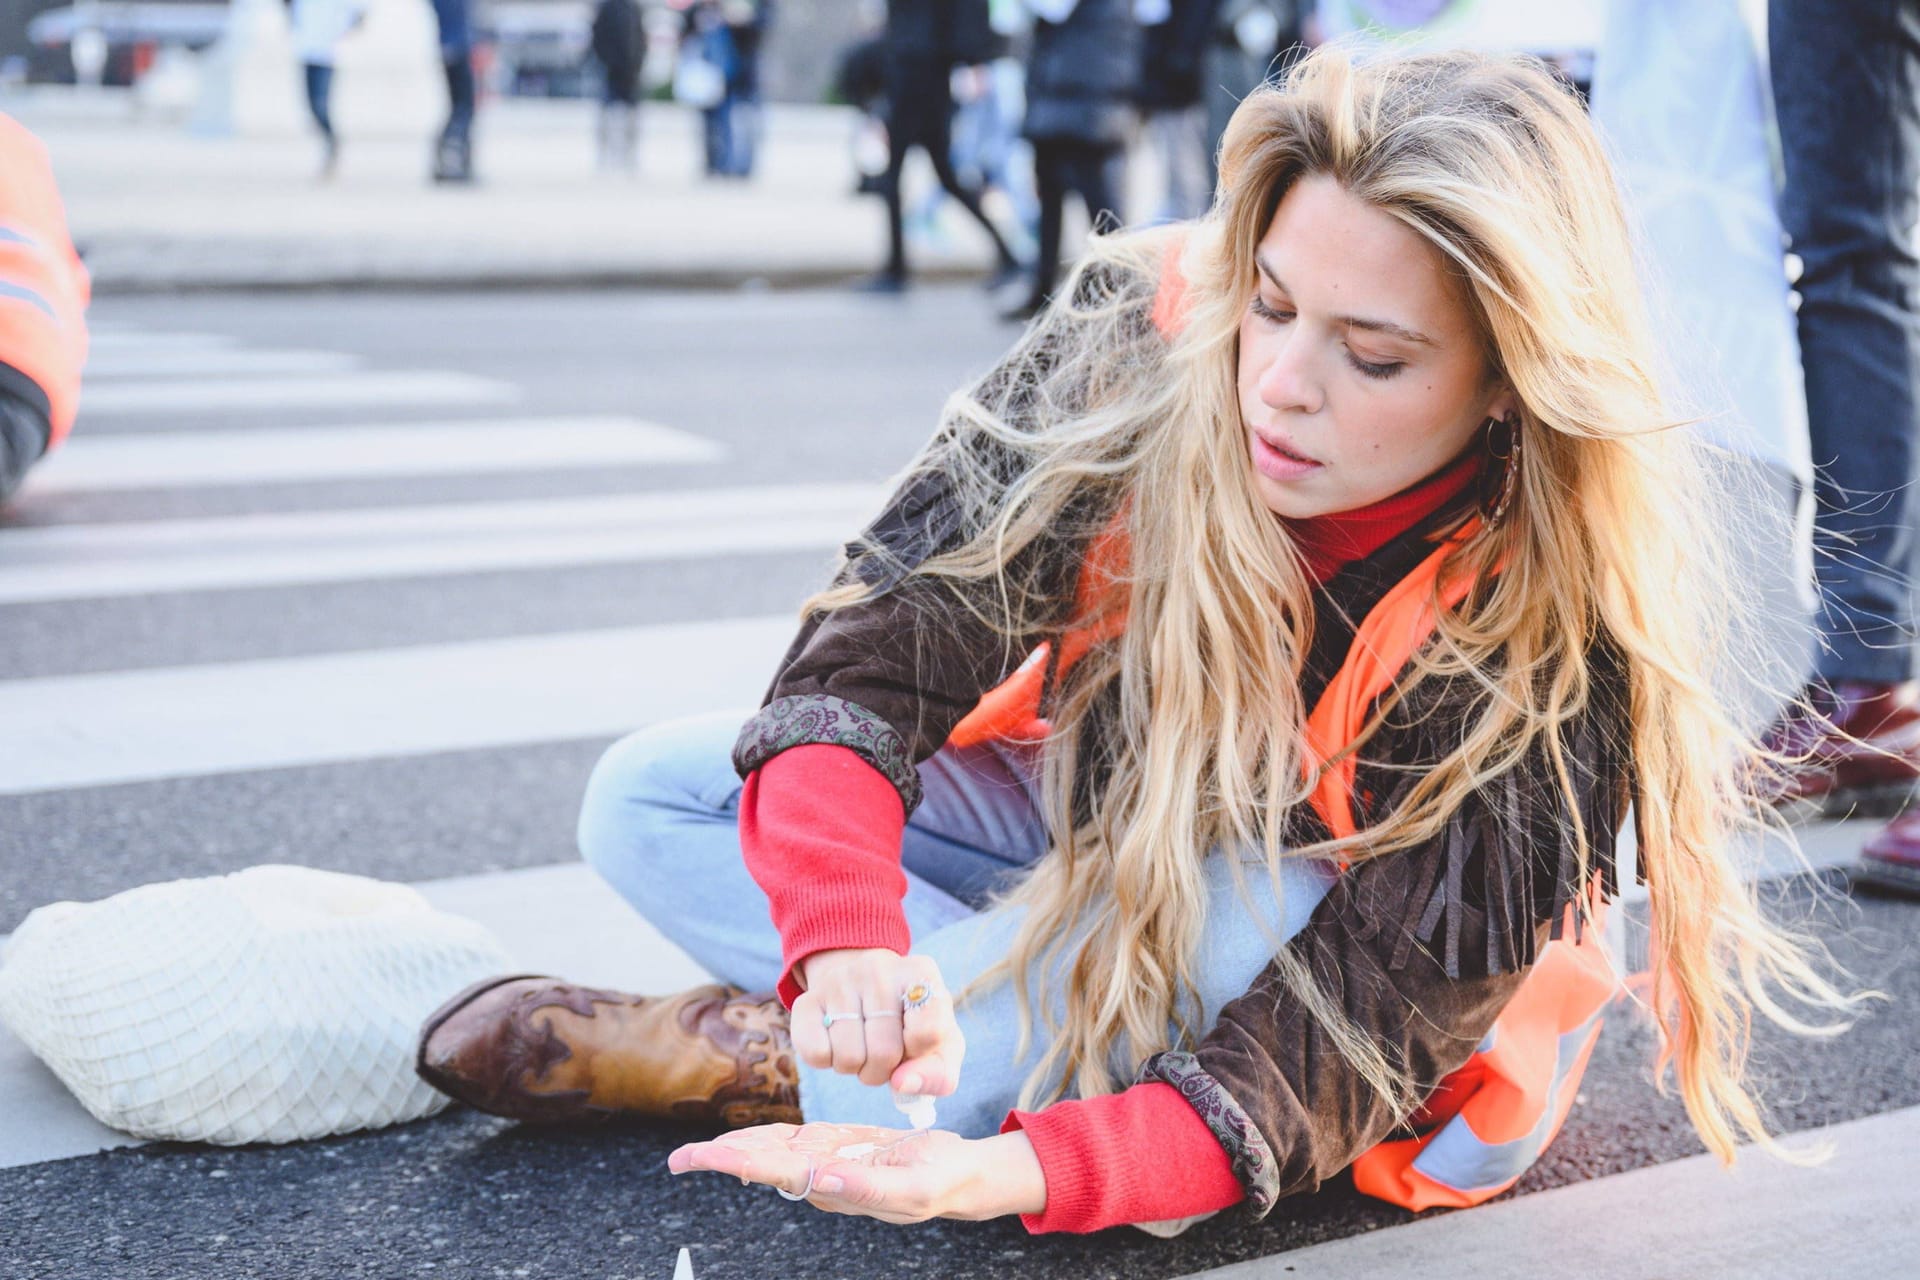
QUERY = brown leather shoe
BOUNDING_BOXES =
[415,976,800,1127]
[1856,810,1920,897]
[1760,680,1920,818]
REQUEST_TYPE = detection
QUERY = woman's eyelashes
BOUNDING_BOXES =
[1248,295,1406,381]
[1248,293,1291,326]
[1251,295,1405,379]
[1347,353,1405,381]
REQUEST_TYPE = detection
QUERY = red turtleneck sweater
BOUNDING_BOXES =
[737,455,1480,1233]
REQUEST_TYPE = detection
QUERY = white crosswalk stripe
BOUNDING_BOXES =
[82,348,362,380]
[78,371,518,415]
[0,617,792,795]
[25,416,726,492]
[0,486,874,601]
[86,330,237,352]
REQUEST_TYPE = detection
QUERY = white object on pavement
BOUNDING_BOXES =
[0,865,512,1145]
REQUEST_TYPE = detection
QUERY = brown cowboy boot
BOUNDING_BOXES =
[415,976,800,1128]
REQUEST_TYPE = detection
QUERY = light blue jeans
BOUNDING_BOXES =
[577,710,1335,1138]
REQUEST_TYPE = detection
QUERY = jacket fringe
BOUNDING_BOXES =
[1362,657,1632,982]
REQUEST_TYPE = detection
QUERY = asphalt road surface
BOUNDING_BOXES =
[1,286,1915,1280]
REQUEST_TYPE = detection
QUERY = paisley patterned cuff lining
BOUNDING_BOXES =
[1137,1050,1281,1218]
[731,694,924,816]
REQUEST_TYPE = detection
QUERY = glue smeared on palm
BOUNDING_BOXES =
[679,1120,969,1207]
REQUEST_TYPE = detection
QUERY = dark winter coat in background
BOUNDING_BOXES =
[1137,0,1217,112]
[592,0,645,90]
[1023,0,1143,146]
[882,0,1000,141]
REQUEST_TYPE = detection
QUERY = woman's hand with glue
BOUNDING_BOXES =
[788,949,963,1125]
[667,1121,1048,1224]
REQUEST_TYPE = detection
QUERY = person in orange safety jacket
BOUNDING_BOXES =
[418,47,1858,1237]
[0,112,89,505]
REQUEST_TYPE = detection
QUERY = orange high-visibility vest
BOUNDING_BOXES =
[948,232,1619,1213]
[0,113,89,452]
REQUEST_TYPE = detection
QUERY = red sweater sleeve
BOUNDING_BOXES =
[737,743,911,1007]
[1001,1083,1245,1234]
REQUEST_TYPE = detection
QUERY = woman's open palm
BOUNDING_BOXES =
[668,1122,992,1224]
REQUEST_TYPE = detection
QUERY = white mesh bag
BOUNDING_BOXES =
[0,865,514,1144]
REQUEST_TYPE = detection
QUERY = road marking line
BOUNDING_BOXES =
[0,616,796,795]
[76,371,518,416]
[83,349,362,380]
[0,483,875,601]
[1172,1106,1920,1280]
[25,415,727,493]
[86,331,237,353]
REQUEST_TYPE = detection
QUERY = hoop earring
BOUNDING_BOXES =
[1479,414,1521,528]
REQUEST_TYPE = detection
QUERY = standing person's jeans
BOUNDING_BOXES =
[703,90,760,177]
[701,100,737,175]
[576,709,1336,1138]
[302,62,335,145]
[1772,0,1920,683]
[431,0,478,173]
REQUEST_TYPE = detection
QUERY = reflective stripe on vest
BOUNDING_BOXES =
[1411,1007,1604,1194]
[1350,912,1618,1210]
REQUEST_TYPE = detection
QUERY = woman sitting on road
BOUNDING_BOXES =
[416,46,1857,1234]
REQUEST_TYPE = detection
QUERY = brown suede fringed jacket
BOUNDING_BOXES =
[730,262,1634,1221]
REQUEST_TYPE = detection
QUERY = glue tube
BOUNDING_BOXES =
[894,980,940,1128]
[892,1089,937,1130]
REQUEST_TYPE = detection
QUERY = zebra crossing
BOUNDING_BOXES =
[0,319,850,1171]
[1,311,1913,1280]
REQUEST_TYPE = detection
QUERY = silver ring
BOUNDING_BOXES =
[902,982,939,1012]
[776,1156,818,1202]
[822,1011,863,1029]
[861,1011,901,1020]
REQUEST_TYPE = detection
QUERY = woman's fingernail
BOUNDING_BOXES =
[899,1073,922,1093]
[816,1174,845,1195]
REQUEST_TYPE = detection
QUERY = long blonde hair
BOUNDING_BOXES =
[805,46,1861,1163]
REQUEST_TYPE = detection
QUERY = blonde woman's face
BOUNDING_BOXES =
[1236,174,1515,520]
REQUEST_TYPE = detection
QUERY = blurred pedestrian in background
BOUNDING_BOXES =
[1202,0,1303,201]
[677,0,769,179]
[1135,0,1213,222]
[286,0,366,181]
[0,115,87,507]
[1767,0,1920,895]
[592,0,646,172]
[1005,0,1141,321]
[674,0,734,172]
[835,29,891,195]
[717,0,770,178]
[430,0,480,183]
[940,54,1038,257]
[860,0,1023,293]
